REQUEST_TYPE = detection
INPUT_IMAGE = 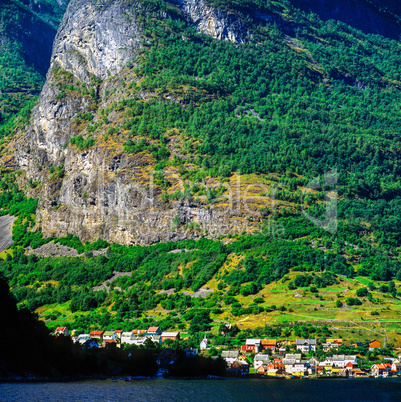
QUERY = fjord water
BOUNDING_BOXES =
[1,378,401,401]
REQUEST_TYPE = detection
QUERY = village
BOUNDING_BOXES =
[53,326,401,379]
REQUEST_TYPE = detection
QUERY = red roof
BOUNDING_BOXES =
[104,339,117,344]
[346,362,353,368]
[148,326,159,332]
[114,330,123,333]
[56,327,67,331]
[375,363,391,369]
[90,330,104,336]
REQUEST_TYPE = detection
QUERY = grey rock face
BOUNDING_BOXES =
[52,0,142,83]
[174,0,249,42]
[16,0,256,246]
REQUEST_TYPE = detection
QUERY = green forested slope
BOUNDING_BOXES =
[0,0,67,125]
[1,0,401,337]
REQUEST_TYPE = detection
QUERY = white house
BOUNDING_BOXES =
[283,354,302,372]
[296,339,316,353]
[103,331,119,341]
[331,355,357,368]
[200,335,208,350]
[254,354,270,369]
[121,332,135,344]
[242,339,261,353]
[221,350,240,365]
[76,334,91,345]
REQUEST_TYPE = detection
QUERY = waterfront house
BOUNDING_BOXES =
[161,332,180,342]
[257,365,268,375]
[221,350,240,365]
[371,363,392,376]
[146,326,162,336]
[261,339,276,352]
[254,354,270,369]
[89,330,104,340]
[331,355,357,368]
[55,326,69,336]
[368,340,381,350]
[241,339,261,353]
[296,339,316,354]
[392,361,401,374]
[287,362,310,376]
[266,362,285,376]
[230,360,249,376]
[200,335,208,350]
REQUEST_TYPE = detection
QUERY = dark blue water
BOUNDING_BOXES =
[1,378,401,401]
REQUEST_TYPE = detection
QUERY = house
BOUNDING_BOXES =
[161,332,180,342]
[371,363,392,376]
[121,331,136,344]
[287,362,310,376]
[392,361,401,375]
[200,335,208,350]
[132,329,147,335]
[352,342,364,348]
[146,326,162,336]
[75,334,91,345]
[283,354,302,366]
[260,339,276,352]
[254,354,270,369]
[82,339,99,349]
[266,362,285,376]
[296,339,316,354]
[114,330,123,339]
[331,355,357,368]
[103,331,119,342]
[257,365,268,375]
[241,339,261,353]
[230,360,249,376]
[351,368,366,377]
[89,330,104,340]
[55,327,69,336]
[322,338,342,352]
[368,340,381,350]
[221,350,240,365]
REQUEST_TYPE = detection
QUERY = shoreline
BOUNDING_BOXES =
[2,374,398,384]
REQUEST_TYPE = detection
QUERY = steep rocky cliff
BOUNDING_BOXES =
[15,0,258,246]
[14,0,401,247]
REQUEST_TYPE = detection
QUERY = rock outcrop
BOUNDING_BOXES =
[15,0,259,246]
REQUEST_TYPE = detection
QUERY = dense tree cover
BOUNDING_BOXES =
[1,0,401,333]
[0,0,66,126]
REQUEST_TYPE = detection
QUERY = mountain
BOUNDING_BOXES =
[0,0,68,125]
[1,0,401,337]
